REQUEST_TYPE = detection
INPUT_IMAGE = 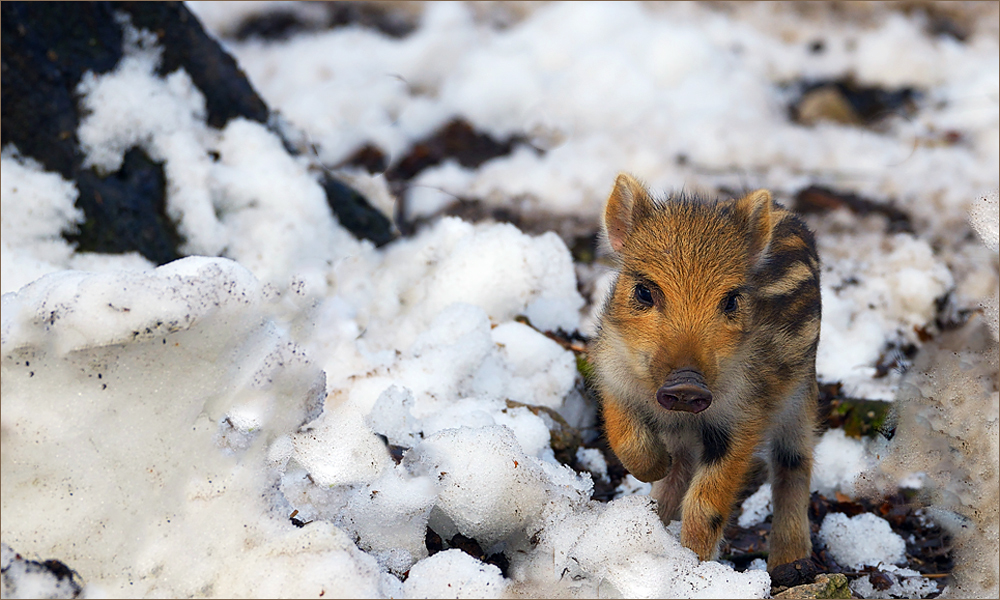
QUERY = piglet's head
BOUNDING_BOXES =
[600,173,778,414]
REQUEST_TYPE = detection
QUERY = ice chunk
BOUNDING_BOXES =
[492,404,554,460]
[291,403,392,488]
[365,385,421,448]
[404,425,548,548]
[403,549,507,599]
[341,467,438,575]
[970,190,1000,254]
[376,218,584,336]
[489,321,577,409]
[221,521,394,599]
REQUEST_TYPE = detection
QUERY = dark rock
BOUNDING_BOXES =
[793,185,914,234]
[325,2,418,40]
[867,569,895,591]
[373,433,409,465]
[321,173,396,247]
[448,533,486,561]
[443,533,510,576]
[388,119,529,183]
[424,527,444,555]
[233,10,319,42]
[232,2,418,42]
[1,2,122,178]
[2,1,395,267]
[2,2,188,264]
[788,78,919,128]
[386,444,407,465]
[67,148,182,264]
[340,143,389,174]
[485,552,510,577]
[0,547,83,599]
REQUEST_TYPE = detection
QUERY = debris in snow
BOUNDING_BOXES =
[1,544,83,600]
[848,564,939,600]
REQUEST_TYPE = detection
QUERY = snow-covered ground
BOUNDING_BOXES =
[2,2,998,598]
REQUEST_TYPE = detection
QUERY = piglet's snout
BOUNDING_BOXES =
[656,369,713,414]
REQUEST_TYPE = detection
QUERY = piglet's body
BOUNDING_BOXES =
[591,173,821,571]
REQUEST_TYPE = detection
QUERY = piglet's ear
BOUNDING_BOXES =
[604,173,652,253]
[736,189,775,265]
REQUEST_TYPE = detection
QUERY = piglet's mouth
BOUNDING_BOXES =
[656,369,713,414]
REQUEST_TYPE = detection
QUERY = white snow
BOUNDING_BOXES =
[405,424,551,550]
[819,512,907,570]
[2,2,999,598]
[738,483,773,529]
[615,474,654,499]
[0,151,155,296]
[402,549,506,599]
[812,428,879,497]
[511,495,770,598]
[575,447,609,483]
[75,16,367,286]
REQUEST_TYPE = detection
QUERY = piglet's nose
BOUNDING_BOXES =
[656,369,713,414]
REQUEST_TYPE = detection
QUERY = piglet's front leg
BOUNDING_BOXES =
[602,397,671,483]
[680,422,761,561]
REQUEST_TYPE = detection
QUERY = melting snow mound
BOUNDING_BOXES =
[819,512,907,570]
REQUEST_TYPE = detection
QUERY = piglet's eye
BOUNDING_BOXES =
[634,283,654,307]
[722,290,741,315]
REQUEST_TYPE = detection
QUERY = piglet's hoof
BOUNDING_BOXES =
[770,557,820,588]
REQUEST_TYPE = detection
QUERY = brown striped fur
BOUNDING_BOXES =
[592,173,821,571]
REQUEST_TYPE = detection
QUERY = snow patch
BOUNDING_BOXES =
[511,495,771,598]
[738,483,773,528]
[403,549,507,599]
[819,512,907,570]
[403,425,549,550]
[812,423,878,497]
